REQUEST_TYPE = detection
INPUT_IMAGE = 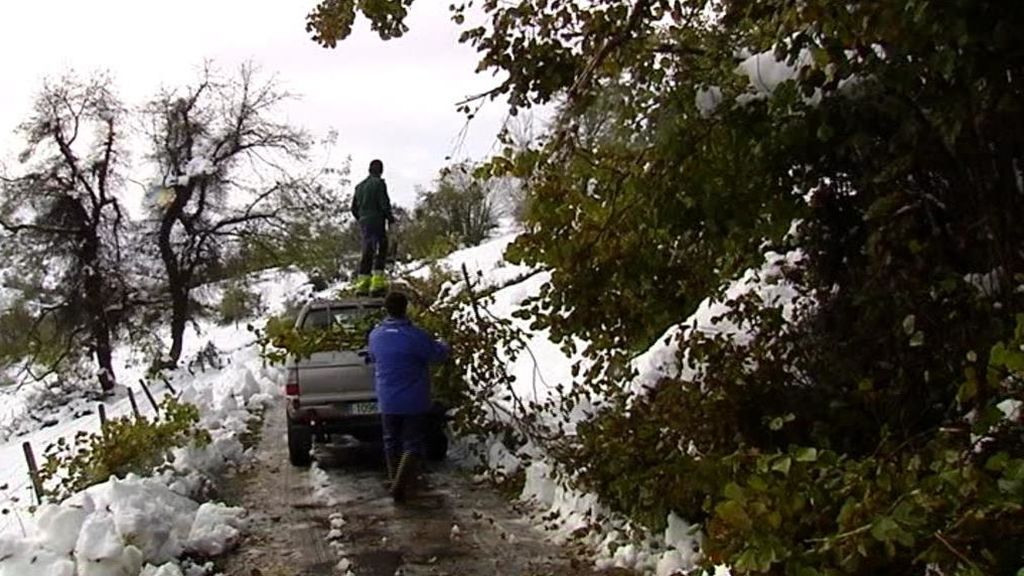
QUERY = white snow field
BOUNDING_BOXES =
[0,270,307,575]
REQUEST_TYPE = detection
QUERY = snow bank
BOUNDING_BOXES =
[0,271,293,572]
[0,476,242,576]
[630,250,804,395]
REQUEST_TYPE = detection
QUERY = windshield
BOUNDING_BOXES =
[300,306,380,332]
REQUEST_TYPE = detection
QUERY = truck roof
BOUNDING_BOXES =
[305,296,385,309]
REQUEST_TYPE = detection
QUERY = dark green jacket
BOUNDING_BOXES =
[351,174,394,227]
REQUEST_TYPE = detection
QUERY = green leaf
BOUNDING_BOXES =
[724,482,746,502]
[715,500,753,531]
[991,342,1009,367]
[909,331,925,347]
[796,565,820,576]
[985,452,1010,472]
[810,46,830,67]
[870,516,899,543]
[748,475,769,492]
[795,447,818,462]
[958,374,978,404]
[772,456,793,476]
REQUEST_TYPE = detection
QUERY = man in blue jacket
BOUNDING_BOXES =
[368,291,449,500]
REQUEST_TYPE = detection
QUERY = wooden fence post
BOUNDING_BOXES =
[140,381,160,416]
[97,404,107,429]
[127,388,142,420]
[22,442,44,505]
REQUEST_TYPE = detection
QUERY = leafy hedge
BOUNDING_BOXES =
[38,396,210,502]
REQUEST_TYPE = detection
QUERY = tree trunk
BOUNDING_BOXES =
[167,283,189,367]
[91,315,116,393]
[158,193,190,368]
[82,238,117,393]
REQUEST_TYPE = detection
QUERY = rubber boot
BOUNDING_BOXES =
[353,274,371,295]
[384,450,398,487]
[369,270,389,296]
[390,450,418,502]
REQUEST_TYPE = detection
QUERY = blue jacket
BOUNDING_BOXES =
[368,317,449,414]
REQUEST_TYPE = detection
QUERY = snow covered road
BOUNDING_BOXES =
[218,401,634,576]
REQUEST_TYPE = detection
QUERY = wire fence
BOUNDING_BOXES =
[0,380,175,537]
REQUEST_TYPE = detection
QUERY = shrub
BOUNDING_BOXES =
[217,282,263,325]
[0,299,79,375]
[38,396,210,502]
[564,294,1024,575]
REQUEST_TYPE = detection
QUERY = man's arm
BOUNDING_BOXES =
[379,179,395,224]
[350,188,360,221]
[417,328,449,363]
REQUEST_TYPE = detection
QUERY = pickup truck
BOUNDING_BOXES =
[284,297,448,466]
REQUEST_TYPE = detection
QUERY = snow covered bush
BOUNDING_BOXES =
[310,1,1024,572]
[38,397,210,502]
[550,272,1024,575]
[216,282,263,326]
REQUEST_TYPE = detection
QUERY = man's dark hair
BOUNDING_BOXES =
[384,291,408,318]
[369,159,384,176]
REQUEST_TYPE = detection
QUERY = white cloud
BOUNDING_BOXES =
[0,0,511,207]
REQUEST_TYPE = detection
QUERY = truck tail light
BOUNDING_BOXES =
[285,368,299,397]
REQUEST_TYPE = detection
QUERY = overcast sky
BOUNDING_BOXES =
[0,1,511,208]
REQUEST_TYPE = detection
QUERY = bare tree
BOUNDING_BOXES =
[434,164,500,246]
[141,64,310,367]
[0,75,128,392]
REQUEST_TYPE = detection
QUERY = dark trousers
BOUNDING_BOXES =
[359,221,388,275]
[381,413,426,457]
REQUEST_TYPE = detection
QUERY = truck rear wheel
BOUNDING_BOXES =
[287,418,313,467]
[424,424,449,461]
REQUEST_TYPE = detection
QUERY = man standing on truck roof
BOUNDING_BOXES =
[351,159,395,295]
[368,291,450,501]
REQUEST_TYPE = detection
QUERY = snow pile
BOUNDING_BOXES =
[0,475,244,576]
[630,250,804,395]
[409,229,534,292]
[519,458,716,575]
[736,50,803,97]
[0,285,16,310]
[695,86,724,117]
[0,270,300,571]
[0,373,267,574]
[309,463,342,507]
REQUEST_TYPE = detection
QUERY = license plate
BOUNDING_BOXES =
[349,402,378,415]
